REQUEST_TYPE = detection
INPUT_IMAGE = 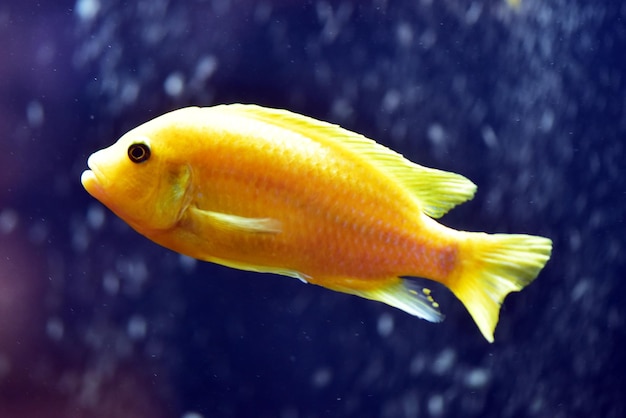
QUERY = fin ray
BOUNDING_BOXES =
[208,255,309,283]
[344,279,444,323]
[188,206,281,234]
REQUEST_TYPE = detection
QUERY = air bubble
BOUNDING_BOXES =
[75,0,101,21]
[377,313,394,337]
[164,72,185,97]
[0,209,18,234]
[127,315,147,340]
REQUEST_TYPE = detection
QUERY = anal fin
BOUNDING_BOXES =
[347,279,444,323]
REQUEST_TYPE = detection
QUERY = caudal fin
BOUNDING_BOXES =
[448,233,552,342]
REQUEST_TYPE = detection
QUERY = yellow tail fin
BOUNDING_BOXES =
[448,233,552,342]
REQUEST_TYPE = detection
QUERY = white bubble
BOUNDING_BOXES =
[382,90,401,114]
[464,368,490,388]
[86,204,105,230]
[71,225,89,252]
[427,394,444,416]
[432,348,456,375]
[427,123,445,146]
[0,209,18,234]
[540,109,555,132]
[46,317,64,341]
[182,413,204,418]
[465,2,482,25]
[179,254,197,273]
[194,56,218,82]
[121,81,139,105]
[571,279,590,302]
[377,312,394,337]
[396,22,413,47]
[331,98,353,120]
[164,72,185,97]
[481,125,498,148]
[311,367,333,388]
[26,101,44,127]
[127,315,147,340]
[75,0,100,21]
[119,258,149,288]
[102,271,120,295]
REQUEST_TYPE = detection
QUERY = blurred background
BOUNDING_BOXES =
[0,0,624,417]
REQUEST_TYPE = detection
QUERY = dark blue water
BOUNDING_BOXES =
[1,1,624,417]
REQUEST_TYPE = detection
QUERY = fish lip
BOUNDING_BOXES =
[81,154,107,196]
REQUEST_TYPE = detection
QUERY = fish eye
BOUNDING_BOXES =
[128,142,151,163]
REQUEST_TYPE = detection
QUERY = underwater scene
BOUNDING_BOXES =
[1,0,624,417]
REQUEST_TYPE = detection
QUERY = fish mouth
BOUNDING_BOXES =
[81,154,107,198]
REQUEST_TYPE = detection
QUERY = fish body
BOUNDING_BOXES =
[81,104,552,342]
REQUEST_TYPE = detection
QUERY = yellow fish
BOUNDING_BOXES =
[81,104,552,342]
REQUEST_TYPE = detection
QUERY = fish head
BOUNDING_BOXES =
[81,123,192,233]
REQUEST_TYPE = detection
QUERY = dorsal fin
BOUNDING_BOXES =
[221,104,476,218]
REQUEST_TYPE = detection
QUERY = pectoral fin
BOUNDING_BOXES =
[188,206,282,234]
